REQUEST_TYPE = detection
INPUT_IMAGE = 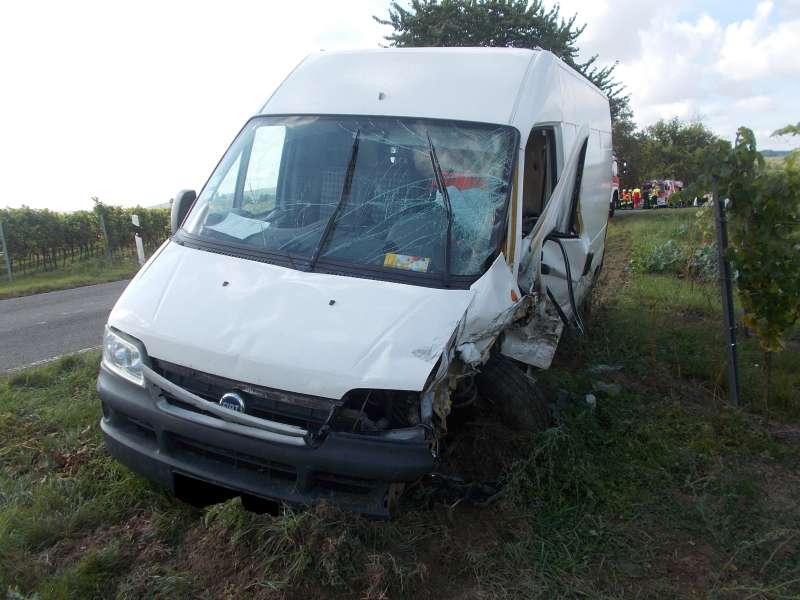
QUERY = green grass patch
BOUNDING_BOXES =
[0,257,138,300]
[0,353,195,597]
[596,211,800,416]
[1,210,799,598]
[626,207,719,280]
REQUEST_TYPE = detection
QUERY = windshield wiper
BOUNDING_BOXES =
[427,132,453,287]
[310,129,360,271]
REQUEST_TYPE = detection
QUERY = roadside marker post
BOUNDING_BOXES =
[131,214,145,267]
[0,220,11,282]
[712,177,741,407]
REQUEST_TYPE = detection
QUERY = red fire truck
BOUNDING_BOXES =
[646,179,684,208]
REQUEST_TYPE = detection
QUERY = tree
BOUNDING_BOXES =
[645,118,717,181]
[613,120,646,190]
[772,122,800,138]
[374,0,631,123]
[629,117,728,191]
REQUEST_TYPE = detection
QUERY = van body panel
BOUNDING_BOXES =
[261,48,536,127]
[107,242,473,399]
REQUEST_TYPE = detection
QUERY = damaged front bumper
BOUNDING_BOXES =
[97,365,435,518]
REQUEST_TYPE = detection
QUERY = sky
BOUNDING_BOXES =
[1,0,798,211]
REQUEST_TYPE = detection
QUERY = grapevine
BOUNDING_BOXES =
[0,202,170,275]
[714,126,800,410]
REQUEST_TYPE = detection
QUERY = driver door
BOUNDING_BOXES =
[519,126,595,328]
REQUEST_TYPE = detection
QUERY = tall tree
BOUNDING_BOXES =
[639,117,725,185]
[613,122,646,190]
[374,0,631,123]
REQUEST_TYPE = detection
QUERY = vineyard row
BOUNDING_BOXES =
[0,203,171,276]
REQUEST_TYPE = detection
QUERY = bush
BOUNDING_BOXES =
[629,236,718,281]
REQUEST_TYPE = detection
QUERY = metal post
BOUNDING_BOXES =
[0,220,12,282]
[712,177,741,406]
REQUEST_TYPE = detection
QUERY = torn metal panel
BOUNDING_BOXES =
[431,382,453,425]
[454,253,524,366]
[501,295,564,369]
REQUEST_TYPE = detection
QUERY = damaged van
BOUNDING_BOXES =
[98,48,613,517]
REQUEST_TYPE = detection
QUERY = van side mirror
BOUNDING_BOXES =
[171,190,196,235]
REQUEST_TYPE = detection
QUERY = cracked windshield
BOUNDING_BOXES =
[182,116,517,278]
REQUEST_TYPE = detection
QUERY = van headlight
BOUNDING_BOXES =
[102,326,145,387]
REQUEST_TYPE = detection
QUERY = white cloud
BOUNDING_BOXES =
[558,0,688,62]
[617,12,723,108]
[646,101,694,121]
[733,95,776,111]
[1,0,798,211]
[717,2,800,80]
[0,0,390,210]
[568,0,800,151]
[779,0,800,18]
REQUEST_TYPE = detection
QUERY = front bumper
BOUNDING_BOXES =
[97,366,435,518]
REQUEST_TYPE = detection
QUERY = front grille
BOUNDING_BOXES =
[160,394,215,418]
[314,472,375,495]
[168,434,376,497]
[112,408,157,442]
[169,433,297,483]
[150,358,335,430]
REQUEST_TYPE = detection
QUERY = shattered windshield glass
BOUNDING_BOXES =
[182,115,517,279]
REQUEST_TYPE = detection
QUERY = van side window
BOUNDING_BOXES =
[241,126,286,214]
[522,127,556,235]
[568,138,588,235]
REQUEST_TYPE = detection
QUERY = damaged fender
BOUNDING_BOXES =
[419,253,522,427]
[455,253,524,367]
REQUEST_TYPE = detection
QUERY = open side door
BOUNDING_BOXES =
[539,132,591,332]
[504,127,592,368]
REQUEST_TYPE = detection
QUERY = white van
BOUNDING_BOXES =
[98,48,612,517]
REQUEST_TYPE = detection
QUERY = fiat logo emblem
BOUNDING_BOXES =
[219,391,246,413]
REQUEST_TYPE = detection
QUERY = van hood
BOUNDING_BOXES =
[108,242,476,399]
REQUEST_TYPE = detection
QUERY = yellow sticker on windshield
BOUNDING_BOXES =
[384,253,431,273]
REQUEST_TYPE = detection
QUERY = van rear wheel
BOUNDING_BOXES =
[475,354,551,432]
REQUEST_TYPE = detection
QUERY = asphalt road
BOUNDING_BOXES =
[0,280,130,372]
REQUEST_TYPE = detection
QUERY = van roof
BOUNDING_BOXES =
[260,47,546,127]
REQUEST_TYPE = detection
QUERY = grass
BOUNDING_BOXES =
[1,209,799,598]
[0,257,139,300]
[607,210,799,415]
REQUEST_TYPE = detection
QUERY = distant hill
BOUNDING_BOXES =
[761,149,791,157]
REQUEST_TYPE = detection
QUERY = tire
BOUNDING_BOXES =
[475,354,552,432]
